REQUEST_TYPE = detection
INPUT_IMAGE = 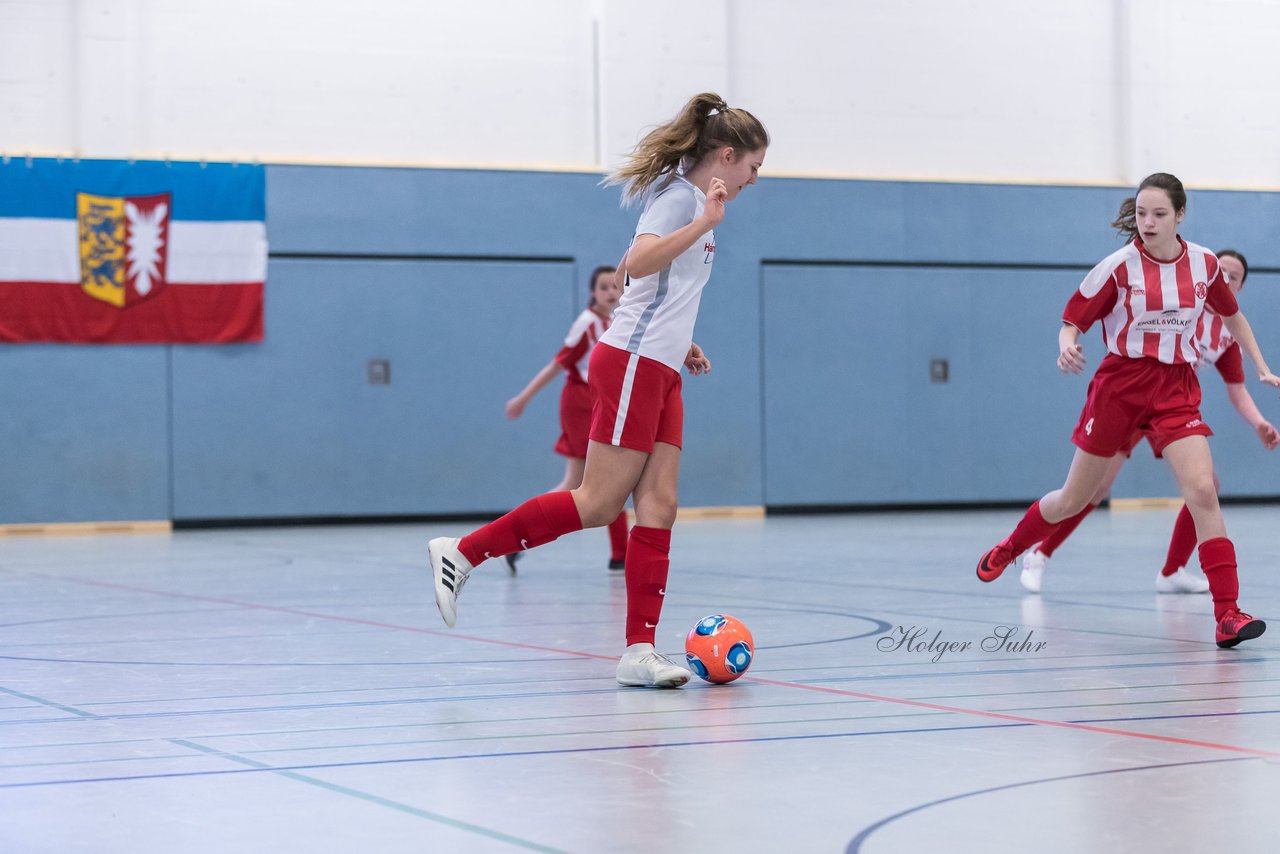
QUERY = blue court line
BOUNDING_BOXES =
[7,702,1280,791]
[1070,708,1280,724]
[163,739,566,853]
[845,755,1254,853]
[0,720,1035,789]
[2,658,1272,728]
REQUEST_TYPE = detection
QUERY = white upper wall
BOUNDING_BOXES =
[3,0,1279,187]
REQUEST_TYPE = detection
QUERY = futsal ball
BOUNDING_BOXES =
[685,614,754,683]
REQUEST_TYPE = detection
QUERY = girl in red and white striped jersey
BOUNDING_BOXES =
[503,265,630,574]
[1017,249,1278,595]
[428,93,769,687]
[976,173,1280,648]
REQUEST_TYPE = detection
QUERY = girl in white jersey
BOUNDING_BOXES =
[428,93,769,687]
[503,265,630,574]
[975,173,1280,649]
[1017,249,1278,594]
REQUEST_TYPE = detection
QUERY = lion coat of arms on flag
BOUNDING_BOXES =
[77,191,172,309]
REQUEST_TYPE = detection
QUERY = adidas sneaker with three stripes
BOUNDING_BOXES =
[428,536,473,628]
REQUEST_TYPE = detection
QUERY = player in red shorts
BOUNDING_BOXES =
[976,173,1280,648]
[428,93,769,686]
[503,265,630,575]
[1018,249,1278,594]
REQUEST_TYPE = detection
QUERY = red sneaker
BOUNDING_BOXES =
[1215,609,1267,649]
[977,544,1016,583]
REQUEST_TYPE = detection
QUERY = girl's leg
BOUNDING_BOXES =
[460,442,643,564]
[505,456,588,575]
[1162,436,1265,646]
[1019,453,1124,592]
[606,512,630,569]
[1159,471,1218,580]
[615,441,688,688]
[429,441,647,627]
[1035,454,1124,557]
[978,448,1115,582]
[557,456,587,491]
[559,454,628,568]
[622,441,680,646]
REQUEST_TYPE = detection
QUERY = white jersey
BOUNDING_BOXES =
[599,176,714,373]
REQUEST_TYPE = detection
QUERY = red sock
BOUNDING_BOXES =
[1198,537,1239,621]
[1004,500,1058,556]
[624,526,671,646]
[1161,504,1197,576]
[457,491,583,567]
[607,512,629,562]
[1036,503,1098,557]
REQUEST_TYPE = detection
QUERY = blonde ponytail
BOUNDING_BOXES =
[606,93,768,203]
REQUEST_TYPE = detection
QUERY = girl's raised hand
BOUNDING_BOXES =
[703,177,728,227]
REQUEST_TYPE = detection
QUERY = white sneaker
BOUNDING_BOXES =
[615,643,691,688]
[1020,548,1048,593]
[428,537,473,627]
[1155,567,1210,594]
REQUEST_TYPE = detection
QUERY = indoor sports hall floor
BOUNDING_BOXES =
[2,508,1278,852]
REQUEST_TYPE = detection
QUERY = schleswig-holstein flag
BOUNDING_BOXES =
[0,158,265,343]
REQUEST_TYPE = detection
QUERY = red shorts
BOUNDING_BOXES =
[1118,428,1148,458]
[588,342,683,453]
[554,380,592,458]
[1072,355,1213,458]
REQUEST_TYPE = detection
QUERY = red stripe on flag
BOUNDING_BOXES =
[0,281,262,343]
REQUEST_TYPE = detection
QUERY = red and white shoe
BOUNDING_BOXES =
[1215,609,1266,649]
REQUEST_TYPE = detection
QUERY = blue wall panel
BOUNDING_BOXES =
[0,345,170,522]
[170,258,578,518]
[4,164,1278,524]
[762,264,1087,506]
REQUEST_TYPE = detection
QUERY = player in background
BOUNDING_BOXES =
[1019,249,1278,593]
[975,173,1280,648]
[427,93,769,686]
[503,265,630,575]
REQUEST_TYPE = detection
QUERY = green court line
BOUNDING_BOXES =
[0,687,97,718]
[169,739,567,853]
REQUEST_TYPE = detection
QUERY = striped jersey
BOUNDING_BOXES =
[599,175,714,373]
[1063,237,1239,365]
[554,308,609,384]
[1194,310,1245,383]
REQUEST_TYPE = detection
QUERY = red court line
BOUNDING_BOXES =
[743,676,1279,758]
[36,572,1280,759]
